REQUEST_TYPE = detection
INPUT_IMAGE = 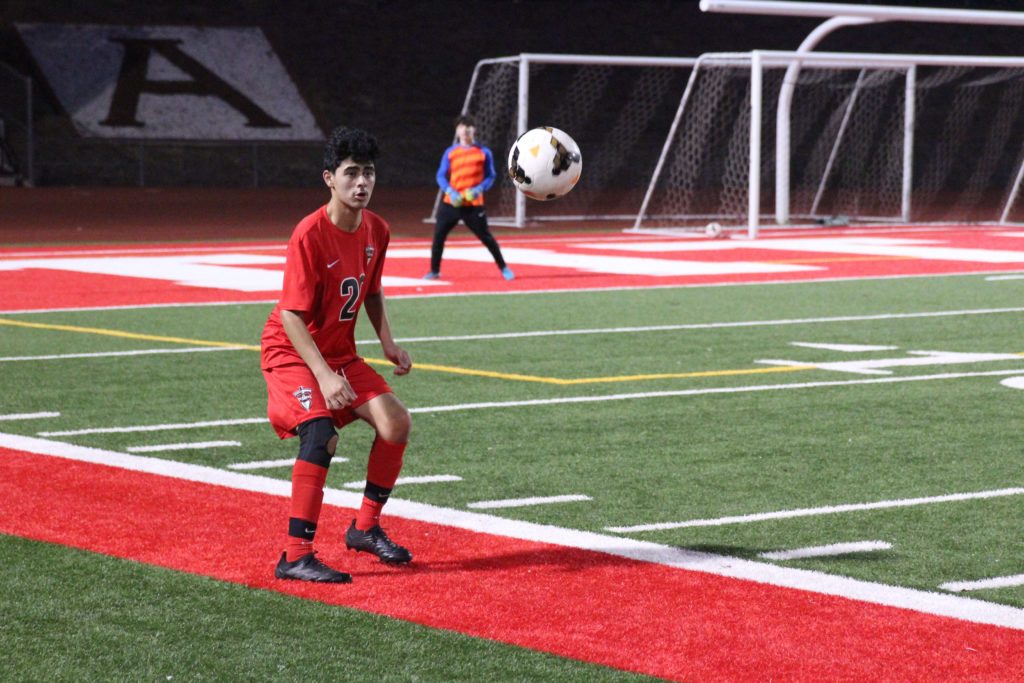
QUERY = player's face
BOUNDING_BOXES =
[325,158,375,208]
[456,123,476,145]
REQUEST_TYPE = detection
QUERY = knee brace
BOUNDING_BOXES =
[296,417,338,468]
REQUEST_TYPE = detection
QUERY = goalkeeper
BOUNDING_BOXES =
[424,114,514,281]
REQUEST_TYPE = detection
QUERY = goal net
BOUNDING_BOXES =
[433,54,696,227]
[632,51,1024,237]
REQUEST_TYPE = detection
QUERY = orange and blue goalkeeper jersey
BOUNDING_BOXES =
[437,143,496,207]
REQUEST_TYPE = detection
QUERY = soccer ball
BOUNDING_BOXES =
[704,222,723,238]
[507,126,582,201]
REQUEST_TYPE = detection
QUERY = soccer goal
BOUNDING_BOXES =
[630,50,1024,238]
[432,53,697,227]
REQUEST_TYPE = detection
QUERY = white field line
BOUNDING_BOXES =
[34,367,1024,437]
[941,574,1024,593]
[0,347,247,362]
[375,306,1024,345]
[227,457,348,470]
[228,458,296,470]
[341,474,463,489]
[605,488,1024,533]
[467,494,592,510]
[0,411,60,421]
[126,440,242,453]
[7,305,1024,345]
[985,274,1024,281]
[39,417,266,437]
[406,368,1024,414]
[2,430,1023,630]
[759,541,892,561]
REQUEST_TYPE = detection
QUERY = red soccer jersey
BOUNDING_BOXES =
[261,206,390,370]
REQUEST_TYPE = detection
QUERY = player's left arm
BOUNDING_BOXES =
[364,291,412,375]
[477,146,496,193]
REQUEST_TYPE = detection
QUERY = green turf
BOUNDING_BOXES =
[1,272,1024,678]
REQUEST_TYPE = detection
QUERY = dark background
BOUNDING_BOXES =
[2,0,1023,188]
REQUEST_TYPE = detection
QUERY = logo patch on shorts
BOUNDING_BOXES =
[293,385,312,411]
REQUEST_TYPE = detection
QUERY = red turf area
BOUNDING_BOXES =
[2,227,1024,311]
[3,447,1023,682]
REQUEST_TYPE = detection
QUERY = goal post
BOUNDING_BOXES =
[431,53,698,228]
[631,50,1024,238]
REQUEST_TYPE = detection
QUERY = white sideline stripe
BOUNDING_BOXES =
[985,274,1024,281]
[39,417,266,436]
[0,347,246,362]
[467,494,592,509]
[605,488,1024,533]
[228,457,348,470]
[4,268,1024,316]
[941,574,1024,593]
[759,541,892,561]
[2,432,1023,630]
[376,306,1024,344]
[341,474,463,489]
[0,411,60,421]
[34,367,1024,436]
[126,440,241,453]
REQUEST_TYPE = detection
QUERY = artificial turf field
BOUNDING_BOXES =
[1,227,1024,680]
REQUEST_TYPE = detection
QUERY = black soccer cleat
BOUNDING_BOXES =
[344,520,412,564]
[274,552,352,583]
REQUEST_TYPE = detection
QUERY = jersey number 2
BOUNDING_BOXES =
[339,277,359,321]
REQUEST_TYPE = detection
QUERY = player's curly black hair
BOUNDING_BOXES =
[323,126,380,172]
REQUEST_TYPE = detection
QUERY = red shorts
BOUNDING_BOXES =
[262,357,393,439]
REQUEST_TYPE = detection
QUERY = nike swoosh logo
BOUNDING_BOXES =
[327,259,340,268]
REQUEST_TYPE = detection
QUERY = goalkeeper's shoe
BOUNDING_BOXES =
[345,520,412,564]
[274,552,352,583]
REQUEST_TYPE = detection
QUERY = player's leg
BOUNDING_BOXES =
[463,207,514,280]
[340,361,413,564]
[426,203,460,279]
[263,366,351,583]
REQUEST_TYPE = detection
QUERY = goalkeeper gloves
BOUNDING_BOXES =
[446,189,463,206]
[461,188,479,202]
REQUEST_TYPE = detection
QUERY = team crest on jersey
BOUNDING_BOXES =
[293,386,312,411]
[364,245,374,263]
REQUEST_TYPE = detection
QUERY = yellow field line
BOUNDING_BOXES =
[0,316,818,385]
[0,317,258,350]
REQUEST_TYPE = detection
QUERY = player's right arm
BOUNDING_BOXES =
[280,308,356,409]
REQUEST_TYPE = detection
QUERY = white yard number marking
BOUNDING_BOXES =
[0,255,430,292]
[758,343,1023,376]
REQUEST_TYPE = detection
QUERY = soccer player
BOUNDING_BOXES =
[424,114,514,281]
[262,126,413,583]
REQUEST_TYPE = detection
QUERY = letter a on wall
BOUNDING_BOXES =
[16,23,323,141]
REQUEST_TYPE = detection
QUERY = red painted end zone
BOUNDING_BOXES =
[2,228,1024,311]
[2,448,1021,682]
